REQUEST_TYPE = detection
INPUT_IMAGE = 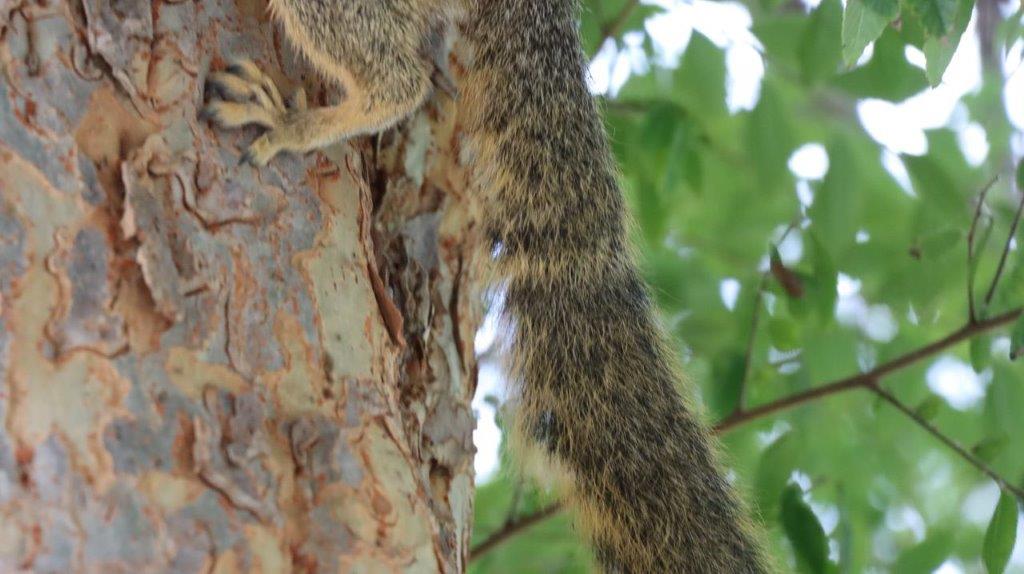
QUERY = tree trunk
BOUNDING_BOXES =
[0,0,482,571]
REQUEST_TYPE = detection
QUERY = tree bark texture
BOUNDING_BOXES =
[0,0,482,571]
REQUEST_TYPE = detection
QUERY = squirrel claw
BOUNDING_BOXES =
[239,135,276,168]
[203,58,296,166]
[222,59,287,110]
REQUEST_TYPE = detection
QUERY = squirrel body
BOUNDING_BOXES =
[205,1,772,572]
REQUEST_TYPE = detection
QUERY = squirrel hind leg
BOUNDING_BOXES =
[203,60,307,165]
[204,0,438,166]
[203,56,428,166]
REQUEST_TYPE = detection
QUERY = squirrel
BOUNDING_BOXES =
[204,1,773,571]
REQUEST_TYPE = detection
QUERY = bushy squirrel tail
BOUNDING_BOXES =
[458,1,772,571]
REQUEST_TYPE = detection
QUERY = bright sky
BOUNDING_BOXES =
[472,0,1024,569]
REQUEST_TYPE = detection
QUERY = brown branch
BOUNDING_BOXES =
[984,189,1024,306]
[868,383,1024,500]
[967,176,998,323]
[470,503,561,561]
[715,307,1022,432]
[471,307,1024,558]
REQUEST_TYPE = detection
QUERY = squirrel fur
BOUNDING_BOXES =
[204,1,772,571]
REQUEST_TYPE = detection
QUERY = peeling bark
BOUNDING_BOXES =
[0,0,482,572]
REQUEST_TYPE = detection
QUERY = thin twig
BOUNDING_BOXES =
[470,503,561,561]
[470,307,1024,557]
[967,176,998,323]
[984,189,1024,306]
[868,383,1024,500]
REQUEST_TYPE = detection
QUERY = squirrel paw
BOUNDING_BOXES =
[203,59,307,167]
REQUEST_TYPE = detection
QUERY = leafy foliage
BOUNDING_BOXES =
[984,492,1020,573]
[472,0,1024,571]
[781,484,834,573]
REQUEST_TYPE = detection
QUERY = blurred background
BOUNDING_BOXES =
[467,0,1024,572]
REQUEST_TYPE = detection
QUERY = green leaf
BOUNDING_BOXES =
[746,80,797,191]
[1017,159,1024,192]
[626,104,692,245]
[781,485,831,573]
[986,364,1024,438]
[806,231,839,324]
[920,0,975,85]
[809,138,861,256]
[1001,6,1024,51]
[756,435,800,519]
[661,117,703,196]
[1010,315,1024,360]
[983,491,1019,574]
[633,103,701,198]
[893,530,955,573]
[841,0,899,65]
[754,15,808,70]
[769,316,801,351]
[972,434,1010,463]
[903,150,972,223]
[916,228,963,259]
[640,104,682,160]
[833,31,930,100]
[803,328,859,383]
[800,0,844,84]
[903,0,960,37]
[970,335,993,373]
[914,395,944,422]
[580,1,663,54]
[673,34,727,118]
[709,350,745,420]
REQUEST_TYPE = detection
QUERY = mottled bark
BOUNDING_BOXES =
[0,0,482,572]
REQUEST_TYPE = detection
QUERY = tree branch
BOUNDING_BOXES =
[469,306,1024,559]
[470,503,561,561]
[715,307,1022,432]
[984,189,1024,307]
[867,383,1024,500]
